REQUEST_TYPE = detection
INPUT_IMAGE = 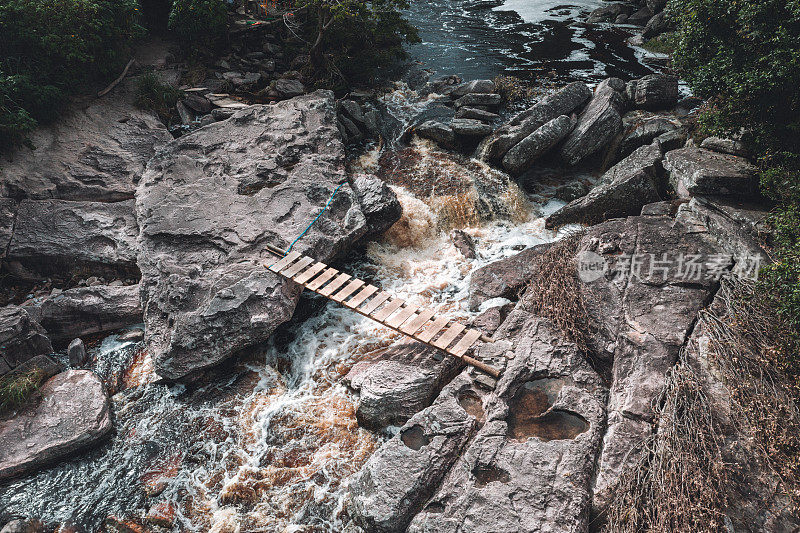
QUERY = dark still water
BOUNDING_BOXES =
[405,0,658,82]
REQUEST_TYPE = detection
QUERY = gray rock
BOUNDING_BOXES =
[182,93,212,114]
[452,93,502,109]
[340,115,364,142]
[640,200,675,216]
[450,229,477,259]
[67,338,87,367]
[631,74,679,110]
[454,107,499,122]
[612,114,680,163]
[450,118,493,138]
[198,115,216,128]
[647,0,667,13]
[24,284,142,343]
[554,180,590,202]
[0,77,171,202]
[0,370,112,480]
[350,174,402,237]
[416,120,457,149]
[274,78,306,98]
[664,147,758,198]
[0,306,52,377]
[559,79,626,166]
[469,243,552,310]
[0,520,46,533]
[502,115,575,175]
[346,340,463,431]
[587,3,632,23]
[643,11,672,39]
[470,303,513,335]
[0,198,16,258]
[627,6,653,25]
[547,142,664,228]
[9,354,62,382]
[451,80,496,98]
[655,128,689,152]
[117,329,145,343]
[340,99,365,125]
[211,108,235,121]
[6,199,139,280]
[477,82,591,163]
[176,101,193,125]
[700,136,751,158]
[136,92,367,380]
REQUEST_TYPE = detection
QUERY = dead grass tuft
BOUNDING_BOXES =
[0,368,45,414]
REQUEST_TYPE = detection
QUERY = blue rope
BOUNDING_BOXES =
[285,182,346,255]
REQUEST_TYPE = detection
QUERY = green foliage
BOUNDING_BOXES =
[168,0,229,50]
[134,71,183,123]
[297,0,420,88]
[0,369,45,414]
[641,32,677,55]
[0,0,143,149]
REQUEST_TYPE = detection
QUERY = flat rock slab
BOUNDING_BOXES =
[136,91,367,380]
[664,147,757,198]
[468,243,552,311]
[0,78,171,202]
[6,199,139,279]
[0,370,112,480]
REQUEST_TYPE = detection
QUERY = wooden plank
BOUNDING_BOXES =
[307,267,338,290]
[433,323,466,350]
[319,273,351,297]
[332,279,365,303]
[294,262,326,284]
[359,291,391,315]
[268,250,301,273]
[401,308,436,335]
[371,299,405,322]
[386,303,419,328]
[416,315,450,343]
[281,256,314,278]
[450,329,482,357]
[346,285,378,309]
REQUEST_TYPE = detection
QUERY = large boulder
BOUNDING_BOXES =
[546,141,664,228]
[136,91,367,380]
[0,370,112,480]
[24,284,143,343]
[0,306,52,377]
[451,80,496,98]
[415,120,457,150]
[346,340,463,430]
[5,199,139,280]
[477,82,591,163]
[559,79,626,166]
[663,147,758,198]
[587,3,633,23]
[349,175,402,237]
[468,243,552,311]
[608,113,681,164]
[450,118,493,139]
[700,136,751,158]
[0,79,171,202]
[501,115,575,176]
[628,75,679,111]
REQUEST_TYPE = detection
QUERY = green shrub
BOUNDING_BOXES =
[641,32,677,55]
[0,0,143,149]
[135,71,183,124]
[0,369,45,414]
[168,0,229,51]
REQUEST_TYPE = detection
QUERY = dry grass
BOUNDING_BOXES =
[0,368,45,414]
[604,276,800,532]
[492,75,536,103]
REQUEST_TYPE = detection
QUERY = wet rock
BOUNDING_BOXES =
[136,92,367,380]
[450,118,493,138]
[198,115,216,128]
[477,82,591,163]
[340,115,364,143]
[546,142,664,227]
[211,108,235,121]
[559,79,626,166]
[502,114,575,175]
[274,78,306,98]
[627,6,653,25]
[554,181,590,202]
[470,303,513,335]
[349,373,482,532]
[576,215,721,509]
[700,136,751,159]
[630,74,678,110]
[643,11,672,39]
[587,3,632,23]
[407,312,606,533]
[145,501,177,528]
[175,101,193,125]
[450,229,477,259]
[67,338,87,367]
[468,243,551,310]
[415,120,457,150]
[664,147,758,198]
[24,284,142,343]
[454,107,499,122]
[340,99,365,126]
[0,78,171,202]
[452,93,502,110]
[0,370,112,480]
[0,306,52,377]
[182,93,212,114]
[451,80,496,98]
[117,329,145,343]
[350,174,402,237]
[346,340,463,431]
[0,198,16,258]
[5,199,139,280]
[0,520,46,533]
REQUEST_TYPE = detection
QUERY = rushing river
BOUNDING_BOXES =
[0,1,648,530]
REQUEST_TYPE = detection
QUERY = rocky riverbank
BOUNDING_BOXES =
[0,6,795,531]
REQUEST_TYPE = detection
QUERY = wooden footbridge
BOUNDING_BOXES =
[265,244,501,378]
